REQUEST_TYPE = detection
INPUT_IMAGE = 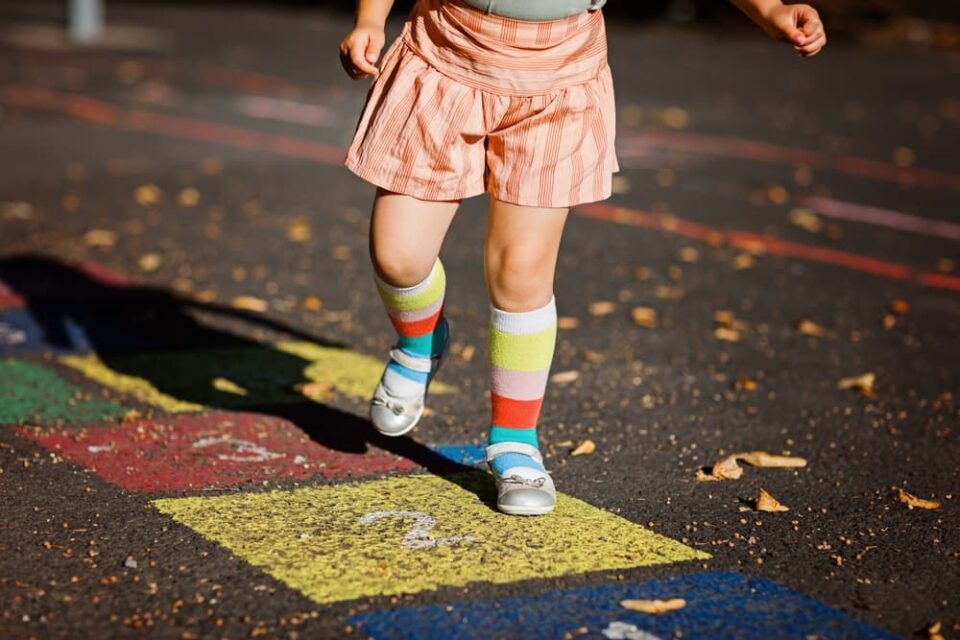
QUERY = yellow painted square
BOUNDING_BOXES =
[152,473,708,605]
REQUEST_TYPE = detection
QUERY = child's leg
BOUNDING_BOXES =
[369,188,460,436]
[483,196,568,515]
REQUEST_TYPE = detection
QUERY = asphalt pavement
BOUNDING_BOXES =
[0,2,958,638]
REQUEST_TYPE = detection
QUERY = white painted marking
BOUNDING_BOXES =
[602,621,663,640]
[0,322,27,345]
[237,96,334,127]
[360,511,477,550]
[86,444,113,453]
[192,436,282,462]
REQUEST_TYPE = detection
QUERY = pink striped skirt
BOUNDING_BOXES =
[344,0,619,208]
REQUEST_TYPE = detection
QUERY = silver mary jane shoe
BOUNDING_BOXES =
[486,442,556,516]
[369,319,450,437]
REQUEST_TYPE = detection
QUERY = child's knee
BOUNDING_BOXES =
[371,247,437,288]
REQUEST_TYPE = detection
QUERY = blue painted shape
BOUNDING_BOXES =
[347,572,898,640]
[431,443,487,468]
[0,308,169,355]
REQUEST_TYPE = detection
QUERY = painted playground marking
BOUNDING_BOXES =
[4,87,957,293]
[359,511,477,550]
[151,474,708,605]
[577,203,960,292]
[347,571,897,640]
[0,359,126,425]
[57,340,455,413]
[17,411,420,491]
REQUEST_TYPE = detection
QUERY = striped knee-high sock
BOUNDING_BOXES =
[487,296,557,475]
[374,258,447,398]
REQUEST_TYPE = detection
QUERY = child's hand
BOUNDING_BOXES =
[763,4,826,57]
[340,24,385,79]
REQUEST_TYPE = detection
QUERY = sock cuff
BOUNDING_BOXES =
[489,295,556,335]
[375,258,445,310]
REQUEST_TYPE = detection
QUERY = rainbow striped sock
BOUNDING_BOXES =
[487,296,557,476]
[374,259,447,399]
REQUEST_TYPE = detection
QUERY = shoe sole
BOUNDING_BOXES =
[497,502,556,516]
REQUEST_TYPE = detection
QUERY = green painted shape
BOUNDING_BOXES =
[0,359,126,425]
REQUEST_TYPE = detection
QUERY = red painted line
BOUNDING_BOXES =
[576,203,960,292]
[801,196,960,242]
[18,411,418,492]
[621,129,960,192]
[3,85,344,164]
[5,86,956,293]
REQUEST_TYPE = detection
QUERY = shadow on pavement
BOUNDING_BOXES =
[0,253,494,505]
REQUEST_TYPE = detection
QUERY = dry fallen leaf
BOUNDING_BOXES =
[788,208,823,233]
[176,187,200,208]
[696,455,743,482]
[756,488,789,512]
[661,106,690,129]
[737,451,807,468]
[714,327,741,342]
[631,307,657,329]
[678,247,699,263]
[332,245,352,261]
[570,440,596,457]
[620,598,686,614]
[558,316,580,330]
[588,301,616,316]
[654,285,685,301]
[767,184,789,205]
[137,253,162,272]
[734,377,757,391]
[895,487,941,510]
[713,310,736,328]
[550,370,580,384]
[460,345,476,362]
[794,319,826,336]
[232,296,268,312]
[302,296,323,311]
[611,175,631,195]
[134,184,162,206]
[889,299,909,315]
[84,229,116,247]
[287,218,312,243]
[732,253,754,270]
[926,621,944,640]
[837,372,875,396]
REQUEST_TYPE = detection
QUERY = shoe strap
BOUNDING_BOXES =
[485,441,543,464]
[389,347,433,373]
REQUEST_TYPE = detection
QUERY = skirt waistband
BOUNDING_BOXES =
[403,0,608,96]
[458,0,607,21]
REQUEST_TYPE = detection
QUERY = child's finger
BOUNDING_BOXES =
[350,45,379,78]
[797,33,826,55]
[365,35,385,66]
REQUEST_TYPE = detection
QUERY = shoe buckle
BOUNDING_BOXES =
[503,474,546,488]
[372,396,406,417]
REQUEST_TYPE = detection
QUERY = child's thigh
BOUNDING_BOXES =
[485,75,615,209]
[370,190,460,270]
